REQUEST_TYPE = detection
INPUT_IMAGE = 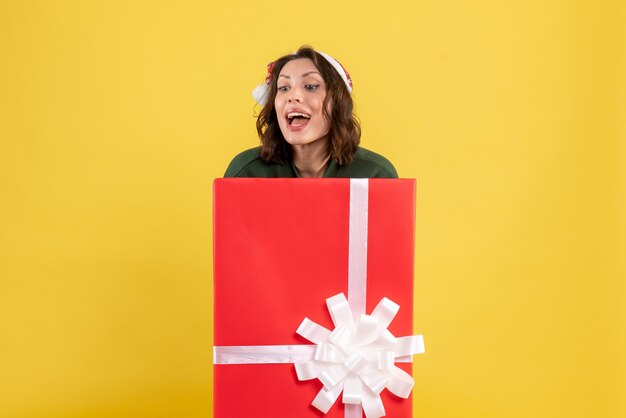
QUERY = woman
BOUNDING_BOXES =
[224,46,398,178]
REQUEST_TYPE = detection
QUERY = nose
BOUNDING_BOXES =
[288,87,303,103]
[288,95,303,103]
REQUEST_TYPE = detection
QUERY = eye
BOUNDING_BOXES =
[277,85,290,93]
[305,84,320,91]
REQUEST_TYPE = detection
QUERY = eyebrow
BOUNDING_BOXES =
[278,71,322,79]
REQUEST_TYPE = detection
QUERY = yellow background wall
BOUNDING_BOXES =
[1,1,624,417]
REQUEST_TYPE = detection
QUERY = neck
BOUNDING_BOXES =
[292,139,331,178]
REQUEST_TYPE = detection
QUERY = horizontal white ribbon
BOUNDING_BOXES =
[214,345,316,364]
[213,345,415,365]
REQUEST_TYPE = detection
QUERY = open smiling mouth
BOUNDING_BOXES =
[287,112,311,127]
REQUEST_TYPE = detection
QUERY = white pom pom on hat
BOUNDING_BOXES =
[251,50,353,106]
[252,83,271,105]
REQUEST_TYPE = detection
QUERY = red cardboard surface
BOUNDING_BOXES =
[213,179,416,418]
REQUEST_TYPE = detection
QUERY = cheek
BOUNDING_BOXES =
[324,97,333,116]
[274,97,283,113]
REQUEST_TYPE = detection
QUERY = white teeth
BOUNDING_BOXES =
[287,112,311,119]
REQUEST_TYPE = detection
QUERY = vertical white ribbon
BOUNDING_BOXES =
[348,179,369,318]
[345,403,363,418]
[346,178,369,418]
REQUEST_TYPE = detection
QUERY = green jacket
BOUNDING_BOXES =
[224,147,398,178]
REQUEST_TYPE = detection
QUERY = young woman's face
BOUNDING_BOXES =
[274,58,331,147]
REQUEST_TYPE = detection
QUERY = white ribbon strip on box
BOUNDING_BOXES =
[213,179,425,418]
[213,344,317,364]
[348,178,369,317]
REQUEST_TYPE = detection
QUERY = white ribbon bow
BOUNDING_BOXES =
[295,293,425,418]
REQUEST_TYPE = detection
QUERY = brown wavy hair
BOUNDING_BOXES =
[256,46,361,165]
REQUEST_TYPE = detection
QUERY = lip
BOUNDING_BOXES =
[285,107,311,117]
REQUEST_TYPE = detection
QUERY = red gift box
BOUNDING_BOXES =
[213,179,421,418]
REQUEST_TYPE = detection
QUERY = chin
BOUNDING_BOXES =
[287,138,326,147]
[285,137,315,146]
[282,131,330,147]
